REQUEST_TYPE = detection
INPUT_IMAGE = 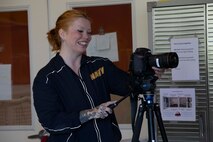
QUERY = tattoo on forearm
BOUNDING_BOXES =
[79,105,110,124]
[79,109,97,124]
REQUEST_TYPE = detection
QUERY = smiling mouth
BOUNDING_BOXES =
[78,41,88,47]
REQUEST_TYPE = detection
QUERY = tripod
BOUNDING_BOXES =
[131,91,168,142]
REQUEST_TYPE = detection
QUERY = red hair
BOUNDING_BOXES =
[47,9,91,51]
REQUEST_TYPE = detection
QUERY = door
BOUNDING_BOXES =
[148,2,209,142]
[207,3,213,142]
[0,0,49,142]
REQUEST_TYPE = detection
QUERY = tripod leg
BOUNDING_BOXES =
[132,103,146,142]
[154,103,168,142]
[147,106,156,142]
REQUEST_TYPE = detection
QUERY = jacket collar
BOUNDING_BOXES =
[53,52,89,68]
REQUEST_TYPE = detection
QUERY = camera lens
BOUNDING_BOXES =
[149,52,179,68]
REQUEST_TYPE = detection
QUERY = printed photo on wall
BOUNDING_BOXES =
[160,88,196,121]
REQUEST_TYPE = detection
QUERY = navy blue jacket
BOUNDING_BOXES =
[33,53,130,142]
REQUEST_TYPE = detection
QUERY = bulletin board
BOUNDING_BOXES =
[0,11,32,128]
[74,4,133,124]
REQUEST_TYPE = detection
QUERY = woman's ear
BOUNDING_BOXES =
[58,28,66,40]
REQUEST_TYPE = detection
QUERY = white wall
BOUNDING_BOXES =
[0,0,157,141]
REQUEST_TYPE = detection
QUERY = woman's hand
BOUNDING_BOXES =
[92,101,115,119]
[152,67,167,78]
[79,101,116,124]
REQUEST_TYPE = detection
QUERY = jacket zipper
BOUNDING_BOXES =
[78,71,102,142]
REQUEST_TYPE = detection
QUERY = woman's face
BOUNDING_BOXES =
[60,17,92,54]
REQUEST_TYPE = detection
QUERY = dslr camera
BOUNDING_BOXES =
[129,47,179,93]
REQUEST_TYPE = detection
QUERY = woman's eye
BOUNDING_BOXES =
[77,29,92,35]
[77,30,83,33]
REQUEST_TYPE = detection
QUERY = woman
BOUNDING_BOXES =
[33,9,164,142]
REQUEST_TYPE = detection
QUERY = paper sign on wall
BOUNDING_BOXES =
[0,64,12,100]
[86,32,119,62]
[160,88,196,121]
[171,37,200,81]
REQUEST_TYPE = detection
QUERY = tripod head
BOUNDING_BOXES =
[129,73,158,97]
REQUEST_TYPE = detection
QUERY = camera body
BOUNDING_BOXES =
[129,47,179,93]
[129,47,179,77]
